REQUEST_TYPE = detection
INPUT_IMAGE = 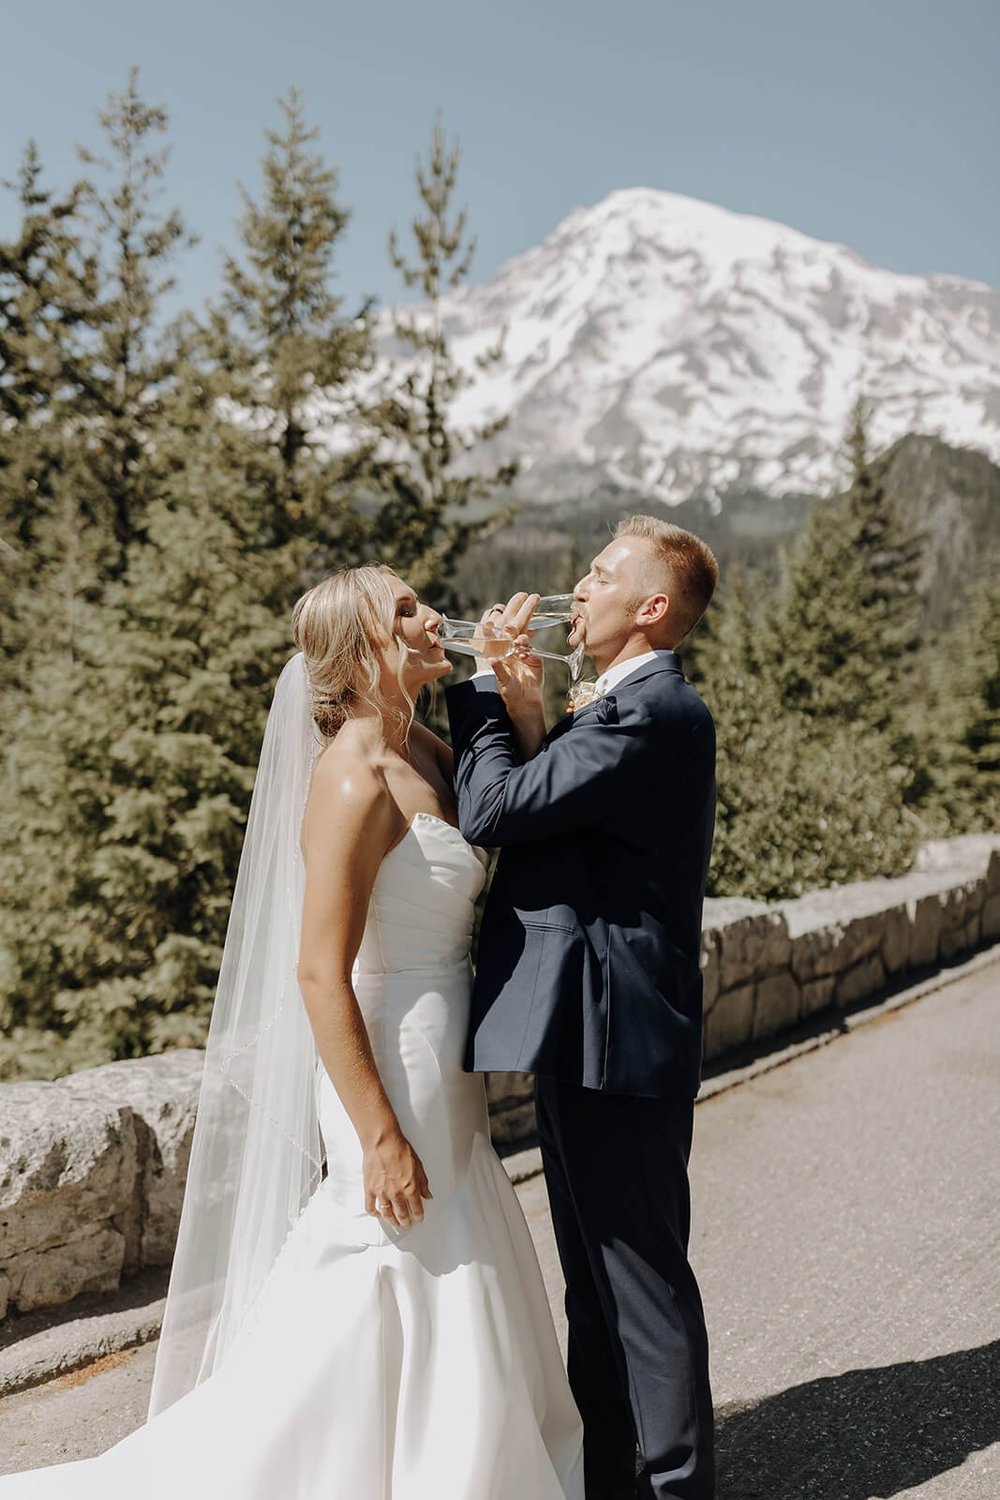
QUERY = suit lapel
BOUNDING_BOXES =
[541,654,684,745]
[606,652,684,696]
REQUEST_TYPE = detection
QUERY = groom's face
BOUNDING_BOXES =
[569,539,654,668]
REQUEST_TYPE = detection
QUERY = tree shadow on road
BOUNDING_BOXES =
[716,1338,1000,1498]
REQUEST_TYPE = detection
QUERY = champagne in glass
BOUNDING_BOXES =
[529,595,586,684]
[438,598,589,690]
[437,616,571,665]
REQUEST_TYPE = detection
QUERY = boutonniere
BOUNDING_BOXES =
[567,680,603,712]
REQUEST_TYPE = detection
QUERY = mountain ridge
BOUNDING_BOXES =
[452,434,1000,634]
[378,188,1000,506]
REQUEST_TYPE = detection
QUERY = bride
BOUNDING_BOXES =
[2,564,584,1499]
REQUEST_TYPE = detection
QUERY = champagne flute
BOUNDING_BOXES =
[437,616,571,665]
[528,593,577,629]
[529,595,586,683]
[437,617,587,682]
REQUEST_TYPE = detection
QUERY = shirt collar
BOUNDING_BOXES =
[593,648,674,697]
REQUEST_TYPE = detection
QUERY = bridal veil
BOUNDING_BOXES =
[148,653,323,1416]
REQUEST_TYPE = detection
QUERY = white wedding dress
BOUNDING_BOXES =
[2,813,583,1499]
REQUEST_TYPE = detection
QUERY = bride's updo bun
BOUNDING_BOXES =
[292,564,399,739]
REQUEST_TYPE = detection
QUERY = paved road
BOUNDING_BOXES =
[2,958,998,1496]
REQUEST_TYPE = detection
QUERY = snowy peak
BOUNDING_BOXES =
[393,188,1000,504]
[543,188,856,272]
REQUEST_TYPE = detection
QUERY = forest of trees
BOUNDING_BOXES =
[1,73,997,1080]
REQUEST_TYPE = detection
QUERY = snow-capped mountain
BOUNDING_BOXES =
[380,188,1000,504]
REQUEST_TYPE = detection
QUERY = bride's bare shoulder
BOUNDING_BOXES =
[306,721,392,824]
[315,716,381,767]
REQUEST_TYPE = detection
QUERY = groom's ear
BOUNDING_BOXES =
[634,593,671,628]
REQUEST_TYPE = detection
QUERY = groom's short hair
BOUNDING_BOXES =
[615,515,718,643]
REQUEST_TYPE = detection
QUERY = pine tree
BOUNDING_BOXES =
[0,369,302,1079]
[0,145,91,533]
[205,87,370,564]
[0,88,370,1077]
[695,568,920,900]
[775,400,923,736]
[0,73,204,1076]
[960,576,1000,810]
[0,145,98,676]
[74,65,192,572]
[365,114,517,606]
[2,71,191,706]
[920,568,1000,832]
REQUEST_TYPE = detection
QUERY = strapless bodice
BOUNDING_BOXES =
[353,813,487,976]
[318,811,491,1232]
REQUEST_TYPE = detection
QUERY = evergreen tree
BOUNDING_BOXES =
[205,87,370,564]
[366,114,517,605]
[0,371,300,1079]
[958,574,1000,814]
[696,568,920,900]
[0,145,93,542]
[2,70,190,713]
[0,145,97,676]
[0,73,204,1076]
[775,400,923,737]
[74,65,192,572]
[0,88,368,1077]
[919,568,1000,832]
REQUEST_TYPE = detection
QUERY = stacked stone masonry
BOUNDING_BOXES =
[1,835,997,1323]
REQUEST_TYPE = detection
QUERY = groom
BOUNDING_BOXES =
[446,515,718,1500]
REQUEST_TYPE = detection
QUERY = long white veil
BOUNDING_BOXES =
[149,653,324,1417]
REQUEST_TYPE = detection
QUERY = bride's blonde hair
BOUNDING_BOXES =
[292,563,415,741]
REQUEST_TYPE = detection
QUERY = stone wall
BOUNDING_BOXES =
[2,835,997,1323]
[701,833,1000,1062]
[0,1053,202,1322]
[484,834,1000,1143]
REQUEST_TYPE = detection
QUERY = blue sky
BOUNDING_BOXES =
[2,0,997,317]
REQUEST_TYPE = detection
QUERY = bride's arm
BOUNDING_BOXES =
[298,742,431,1230]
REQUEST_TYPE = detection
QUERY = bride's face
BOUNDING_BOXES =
[380,575,452,691]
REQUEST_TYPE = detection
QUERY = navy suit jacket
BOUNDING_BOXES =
[445,654,716,1098]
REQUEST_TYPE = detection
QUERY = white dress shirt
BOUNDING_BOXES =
[591,649,673,697]
[473,648,673,696]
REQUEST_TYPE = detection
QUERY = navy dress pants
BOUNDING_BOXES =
[534,1078,715,1500]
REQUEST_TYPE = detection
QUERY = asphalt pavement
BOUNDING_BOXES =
[1,953,998,1497]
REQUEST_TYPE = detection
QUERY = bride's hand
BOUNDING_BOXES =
[364,1125,432,1229]
[482,595,545,712]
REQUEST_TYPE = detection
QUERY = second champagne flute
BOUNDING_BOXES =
[528,593,577,629]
